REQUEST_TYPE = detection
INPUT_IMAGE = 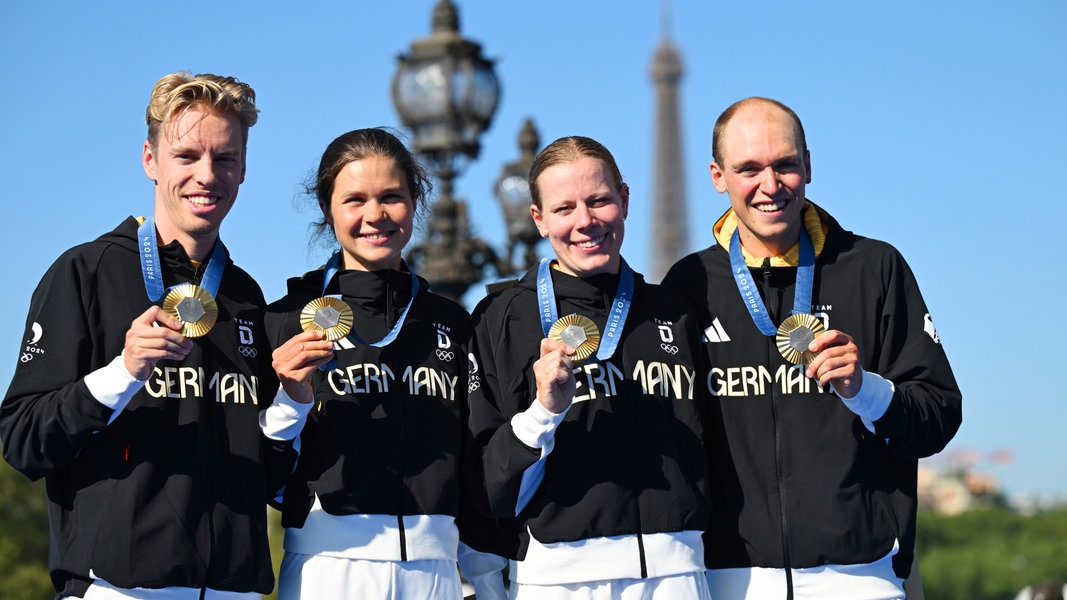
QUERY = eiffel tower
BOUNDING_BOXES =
[648,1,688,282]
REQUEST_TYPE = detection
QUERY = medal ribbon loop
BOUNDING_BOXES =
[320,251,419,348]
[138,216,228,302]
[536,258,634,361]
[728,226,815,336]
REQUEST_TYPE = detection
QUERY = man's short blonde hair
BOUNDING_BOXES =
[145,71,258,148]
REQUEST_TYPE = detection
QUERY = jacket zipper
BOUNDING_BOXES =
[762,259,794,592]
[627,325,649,579]
[391,286,409,563]
[637,533,648,578]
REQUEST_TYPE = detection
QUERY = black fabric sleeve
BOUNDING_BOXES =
[1,250,117,480]
[466,295,542,519]
[260,300,303,505]
[870,250,962,459]
[456,324,506,556]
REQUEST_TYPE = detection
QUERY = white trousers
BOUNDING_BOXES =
[509,571,710,600]
[278,551,463,600]
[80,575,258,600]
[705,544,905,600]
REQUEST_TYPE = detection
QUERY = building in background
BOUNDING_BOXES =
[917,448,1013,514]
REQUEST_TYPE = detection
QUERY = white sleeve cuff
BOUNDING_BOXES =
[260,388,314,441]
[839,368,894,433]
[84,354,146,424]
[510,397,569,450]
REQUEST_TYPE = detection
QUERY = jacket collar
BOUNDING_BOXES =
[712,200,830,268]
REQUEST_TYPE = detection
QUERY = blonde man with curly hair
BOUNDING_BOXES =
[0,71,279,599]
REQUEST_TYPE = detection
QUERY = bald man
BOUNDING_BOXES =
[663,97,962,600]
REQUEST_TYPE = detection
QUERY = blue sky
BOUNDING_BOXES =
[2,1,1064,498]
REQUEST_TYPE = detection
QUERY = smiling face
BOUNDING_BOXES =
[710,101,811,258]
[531,156,629,277]
[325,155,414,272]
[142,106,246,260]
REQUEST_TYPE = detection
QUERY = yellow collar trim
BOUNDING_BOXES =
[713,201,828,267]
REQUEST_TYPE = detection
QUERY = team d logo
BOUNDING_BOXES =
[657,322,679,355]
[236,320,258,358]
[435,326,454,362]
[657,324,674,343]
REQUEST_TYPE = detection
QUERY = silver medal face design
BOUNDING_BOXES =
[300,297,354,342]
[788,325,815,353]
[313,305,342,329]
[558,324,588,348]
[175,297,206,324]
[776,313,826,365]
[547,314,601,363]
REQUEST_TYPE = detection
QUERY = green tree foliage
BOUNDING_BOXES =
[265,506,283,600]
[918,507,1067,600]
[0,457,52,600]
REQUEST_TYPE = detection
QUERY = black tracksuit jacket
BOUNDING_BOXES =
[662,203,962,579]
[467,266,711,572]
[264,267,499,556]
[0,217,279,598]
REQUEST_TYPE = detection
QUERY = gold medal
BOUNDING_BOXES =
[775,313,825,365]
[548,314,601,363]
[162,283,218,338]
[300,297,354,342]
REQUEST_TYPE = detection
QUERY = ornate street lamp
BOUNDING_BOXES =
[392,0,510,301]
[494,117,543,274]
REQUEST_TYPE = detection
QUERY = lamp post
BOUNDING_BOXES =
[393,0,539,301]
[494,117,542,273]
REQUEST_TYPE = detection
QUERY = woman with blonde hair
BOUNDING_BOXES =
[467,135,712,599]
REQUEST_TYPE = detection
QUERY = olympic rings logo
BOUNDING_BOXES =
[660,343,679,355]
[238,346,258,358]
[436,349,455,362]
[468,381,481,392]
[20,353,33,363]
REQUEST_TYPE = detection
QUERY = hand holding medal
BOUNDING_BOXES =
[299,252,420,373]
[535,257,633,414]
[272,329,336,405]
[536,258,633,364]
[139,217,228,339]
[804,328,864,398]
[728,224,864,395]
[534,337,580,414]
[122,305,194,381]
[730,228,826,366]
